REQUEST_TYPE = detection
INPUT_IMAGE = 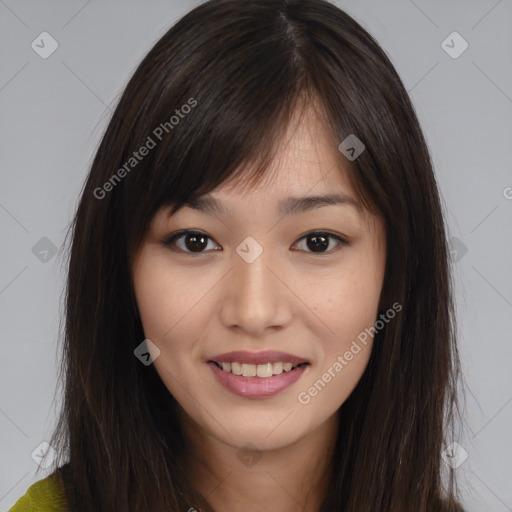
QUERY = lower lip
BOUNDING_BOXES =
[208,362,309,398]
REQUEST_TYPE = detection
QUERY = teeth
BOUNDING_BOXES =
[273,362,283,374]
[216,361,303,377]
[256,363,272,378]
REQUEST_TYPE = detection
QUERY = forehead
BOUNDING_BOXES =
[216,103,356,201]
[151,100,371,230]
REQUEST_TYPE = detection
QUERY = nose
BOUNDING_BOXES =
[219,242,293,335]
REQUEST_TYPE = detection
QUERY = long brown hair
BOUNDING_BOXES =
[46,0,466,510]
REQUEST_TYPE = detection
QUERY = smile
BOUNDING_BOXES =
[212,361,309,378]
[208,361,310,398]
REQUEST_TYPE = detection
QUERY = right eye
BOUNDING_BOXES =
[162,230,221,254]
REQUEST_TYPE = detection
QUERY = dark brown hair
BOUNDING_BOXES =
[46,0,465,510]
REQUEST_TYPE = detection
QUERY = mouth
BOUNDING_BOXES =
[207,358,311,398]
[209,360,310,378]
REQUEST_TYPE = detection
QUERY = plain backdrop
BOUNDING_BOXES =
[1,1,511,510]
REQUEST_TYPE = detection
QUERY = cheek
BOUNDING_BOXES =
[132,250,211,341]
[303,241,384,388]
[318,280,378,374]
[307,255,384,340]
[297,274,380,411]
[132,253,202,396]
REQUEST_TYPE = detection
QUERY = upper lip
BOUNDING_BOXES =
[209,351,309,365]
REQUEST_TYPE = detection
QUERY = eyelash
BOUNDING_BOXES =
[161,230,349,256]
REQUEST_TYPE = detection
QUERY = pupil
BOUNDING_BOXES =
[307,234,328,252]
[186,233,207,252]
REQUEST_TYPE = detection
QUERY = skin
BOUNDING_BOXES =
[132,104,387,512]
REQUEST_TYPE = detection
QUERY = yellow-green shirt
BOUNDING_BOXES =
[8,474,68,512]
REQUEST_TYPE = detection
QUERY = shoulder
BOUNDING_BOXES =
[8,474,68,512]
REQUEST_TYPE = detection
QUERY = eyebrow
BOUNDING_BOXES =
[182,193,362,217]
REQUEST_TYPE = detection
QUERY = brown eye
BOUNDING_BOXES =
[293,232,348,254]
[163,231,220,253]
[162,230,348,255]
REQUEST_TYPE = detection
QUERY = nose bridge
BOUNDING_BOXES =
[220,235,290,332]
[236,239,271,298]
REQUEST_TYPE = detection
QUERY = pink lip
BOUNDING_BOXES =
[209,350,309,365]
[208,361,309,398]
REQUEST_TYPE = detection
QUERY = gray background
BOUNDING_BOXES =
[1,0,511,510]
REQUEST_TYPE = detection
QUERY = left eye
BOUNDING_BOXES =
[162,230,348,255]
[163,231,220,253]
[293,231,348,254]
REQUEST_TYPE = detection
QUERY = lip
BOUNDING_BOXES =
[208,361,310,398]
[209,350,309,365]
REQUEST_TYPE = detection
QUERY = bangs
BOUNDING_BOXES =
[116,4,323,260]
[93,0,399,268]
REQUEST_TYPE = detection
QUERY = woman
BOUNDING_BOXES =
[9,0,465,510]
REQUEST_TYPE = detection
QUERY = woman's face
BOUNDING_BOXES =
[132,106,386,452]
